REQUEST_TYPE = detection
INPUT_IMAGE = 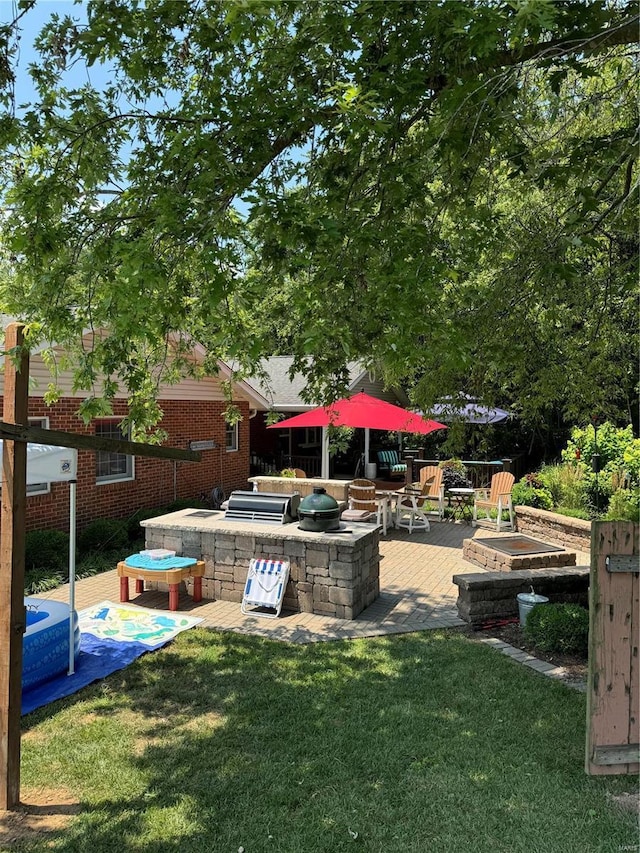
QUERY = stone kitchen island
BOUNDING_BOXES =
[140,509,381,619]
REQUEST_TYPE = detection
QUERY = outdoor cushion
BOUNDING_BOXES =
[377,450,407,475]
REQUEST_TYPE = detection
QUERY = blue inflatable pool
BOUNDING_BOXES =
[23,597,81,692]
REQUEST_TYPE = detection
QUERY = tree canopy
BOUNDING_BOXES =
[0,0,637,435]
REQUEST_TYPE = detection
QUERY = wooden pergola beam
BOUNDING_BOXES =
[0,422,202,463]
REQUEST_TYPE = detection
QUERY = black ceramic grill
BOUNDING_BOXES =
[224,491,300,525]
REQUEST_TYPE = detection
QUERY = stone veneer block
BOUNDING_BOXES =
[463,538,576,572]
[141,510,380,620]
[453,567,590,626]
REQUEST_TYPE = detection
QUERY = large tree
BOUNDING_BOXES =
[0,0,637,433]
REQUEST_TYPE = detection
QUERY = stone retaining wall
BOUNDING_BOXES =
[248,476,351,505]
[463,537,577,572]
[452,567,590,626]
[515,505,591,552]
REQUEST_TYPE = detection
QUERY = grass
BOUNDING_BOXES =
[18,629,637,853]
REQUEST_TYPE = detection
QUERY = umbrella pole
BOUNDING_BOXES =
[364,429,370,469]
[68,480,77,675]
[321,428,329,479]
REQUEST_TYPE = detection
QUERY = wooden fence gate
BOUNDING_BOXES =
[586,520,639,775]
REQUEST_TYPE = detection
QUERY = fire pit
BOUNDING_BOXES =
[463,534,577,572]
[474,535,565,556]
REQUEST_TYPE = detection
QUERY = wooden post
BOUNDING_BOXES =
[0,323,29,809]
[586,520,639,774]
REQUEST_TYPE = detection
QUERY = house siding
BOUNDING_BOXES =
[2,396,251,534]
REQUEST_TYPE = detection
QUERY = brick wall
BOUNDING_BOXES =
[1,396,252,534]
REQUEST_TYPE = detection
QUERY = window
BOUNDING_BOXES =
[27,418,50,496]
[305,427,322,446]
[225,421,238,452]
[95,419,134,483]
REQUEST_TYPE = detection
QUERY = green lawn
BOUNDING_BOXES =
[17,629,638,853]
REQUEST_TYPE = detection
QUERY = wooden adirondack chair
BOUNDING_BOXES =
[472,471,515,531]
[418,465,445,520]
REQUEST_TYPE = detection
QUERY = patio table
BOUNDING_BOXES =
[445,488,476,522]
[375,490,398,534]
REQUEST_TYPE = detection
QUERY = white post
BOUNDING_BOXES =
[68,480,77,675]
[321,427,330,479]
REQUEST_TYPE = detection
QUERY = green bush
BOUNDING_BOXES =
[25,529,70,573]
[524,603,589,656]
[24,567,65,595]
[562,422,635,472]
[552,505,591,521]
[78,518,129,555]
[538,463,587,511]
[582,469,613,517]
[439,458,471,489]
[604,488,640,522]
[512,474,553,510]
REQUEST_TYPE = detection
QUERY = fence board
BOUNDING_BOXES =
[586,521,639,775]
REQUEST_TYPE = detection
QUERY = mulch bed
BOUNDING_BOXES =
[465,617,588,685]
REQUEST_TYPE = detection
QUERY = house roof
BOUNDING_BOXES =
[0,319,271,410]
[243,357,409,411]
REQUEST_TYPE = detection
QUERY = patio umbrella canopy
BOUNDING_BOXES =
[427,394,510,425]
[268,391,446,478]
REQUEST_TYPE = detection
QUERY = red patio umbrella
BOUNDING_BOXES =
[268,391,446,477]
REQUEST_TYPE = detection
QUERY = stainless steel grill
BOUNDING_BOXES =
[224,491,300,525]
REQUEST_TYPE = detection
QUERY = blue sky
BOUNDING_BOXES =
[1,0,112,108]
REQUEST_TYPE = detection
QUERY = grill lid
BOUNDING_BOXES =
[298,487,339,517]
[224,490,300,525]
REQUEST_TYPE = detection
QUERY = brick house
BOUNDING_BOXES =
[0,337,269,534]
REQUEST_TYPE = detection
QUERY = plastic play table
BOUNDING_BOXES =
[117,554,205,611]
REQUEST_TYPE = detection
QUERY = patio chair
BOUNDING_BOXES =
[241,558,291,618]
[418,465,445,520]
[376,449,407,480]
[347,478,389,534]
[472,471,515,532]
[395,482,431,534]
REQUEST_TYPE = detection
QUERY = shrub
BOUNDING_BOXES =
[280,468,297,478]
[512,474,553,510]
[562,422,637,483]
[604,488,640,522]
[439,458,472,489]
[25,529,70,573]
[524,603,589,656]
[582,469,613,517]
[552,505,591,521]
[538,463,587,511]
[78,518,129,555]
[24,567,65,595]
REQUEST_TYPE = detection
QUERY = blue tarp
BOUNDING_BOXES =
[21,632,155,715]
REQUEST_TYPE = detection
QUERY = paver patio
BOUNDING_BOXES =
[45,521,590,645]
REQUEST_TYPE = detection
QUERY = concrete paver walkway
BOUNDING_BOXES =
[46,521,587,644]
